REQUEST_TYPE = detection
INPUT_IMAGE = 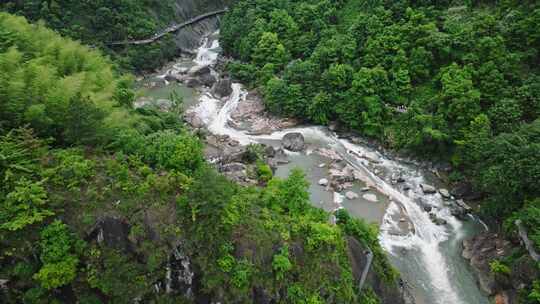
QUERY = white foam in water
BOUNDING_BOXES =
[333,192,344,206]
[194,36,220,66]
[186,35,481,304]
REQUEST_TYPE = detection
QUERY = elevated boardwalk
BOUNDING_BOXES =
[109,9,227,46]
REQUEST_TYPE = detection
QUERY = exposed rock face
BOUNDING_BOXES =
[282,132,305,151]
[87,216,131,251]
[166,243,194,297]
[462,233,513,296]
[211,77,233,97]
[346,236,411,304]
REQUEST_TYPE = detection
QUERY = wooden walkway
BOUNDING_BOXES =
[109,9,227,46]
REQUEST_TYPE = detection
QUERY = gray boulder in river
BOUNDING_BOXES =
[199,73,217,87]
[212,77,233,97]
[282,132,305,151]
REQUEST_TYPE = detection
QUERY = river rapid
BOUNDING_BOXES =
[140,33,490,304]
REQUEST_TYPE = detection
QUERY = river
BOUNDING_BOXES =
[139,33,490,304]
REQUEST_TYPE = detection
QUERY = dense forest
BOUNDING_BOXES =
[0,0,231,70]
[220,0,540,268]
[1,0,540,302]
[220,0,540,301]
[0,11,398,304]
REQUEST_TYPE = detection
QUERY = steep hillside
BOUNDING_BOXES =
[0,12,401,304]
[1,0,232,70]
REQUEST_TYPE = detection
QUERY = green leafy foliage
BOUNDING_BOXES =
[0,178,53,232]
[272,245,292,280]
[489,260,511,276]
[256,160,273,184]
[34,220,85,289]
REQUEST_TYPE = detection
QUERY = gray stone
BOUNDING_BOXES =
[211,77,233,97]
[88,216,131,251]
[318,178,329,186]
[439,188,451,199]
[282,132,305,151]
[345,191,359,200]
[199,73,217,87]
[264,145,276,158]
[187,65,211,77]
[363,193,378,202]
[221,162,246,172]
[420,183,437,194]
[184,114,204,128]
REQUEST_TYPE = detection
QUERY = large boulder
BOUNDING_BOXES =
[184,113,204,128]
[439,188,451,199]
[420,183,437,194]
[187,65,211,77]
[87,216,131,251]
[282,132,305,152]
[211,77,233,97]
[199,74,217,87]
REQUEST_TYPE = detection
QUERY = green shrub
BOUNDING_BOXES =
[489,260,511,275]
[272,245,292,280]
[256,161,273,183]
[34,220,85,289]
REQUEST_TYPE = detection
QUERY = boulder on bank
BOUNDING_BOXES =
[282,132,305,151]
[318,178,329,186]
[439,188,451,199]
[87,216,131,251]
[211,77,233,97]
[184,113,204,128]
[420,183,437,194]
